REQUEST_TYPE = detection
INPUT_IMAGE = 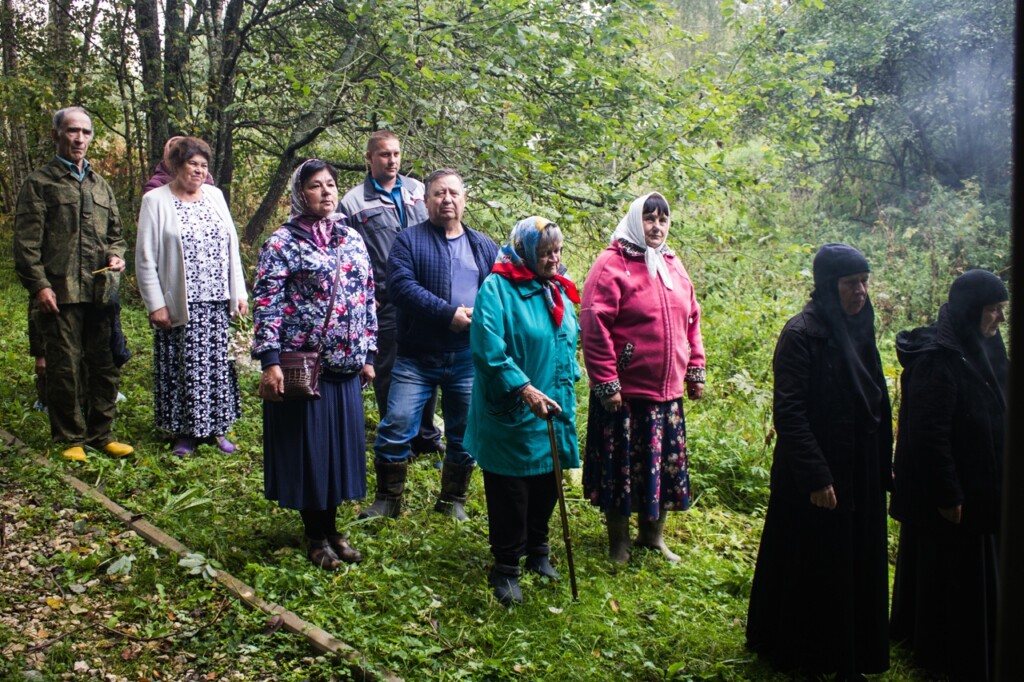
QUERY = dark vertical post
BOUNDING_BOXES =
[995,26,1021,677]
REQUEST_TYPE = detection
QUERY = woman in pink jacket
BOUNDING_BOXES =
[580,192,706,563]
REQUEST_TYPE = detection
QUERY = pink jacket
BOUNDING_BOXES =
[580,241,705,402]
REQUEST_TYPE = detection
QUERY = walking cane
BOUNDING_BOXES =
[546,412,579,601]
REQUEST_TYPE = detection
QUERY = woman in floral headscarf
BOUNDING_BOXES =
[580,192,706,564]
[252,159,377,571]
[465,216,581,606]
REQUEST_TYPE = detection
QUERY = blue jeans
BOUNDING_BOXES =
[374,350,474,465]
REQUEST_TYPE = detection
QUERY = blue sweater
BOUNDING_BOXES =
[387,219,498,357]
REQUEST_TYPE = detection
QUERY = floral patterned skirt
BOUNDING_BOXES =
[583,393,690,519]
[153,300,240,438]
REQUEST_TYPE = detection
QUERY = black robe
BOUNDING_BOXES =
[889,305,1006,682]
[746,303,893,676]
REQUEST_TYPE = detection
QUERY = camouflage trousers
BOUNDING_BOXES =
[36,303,121,447]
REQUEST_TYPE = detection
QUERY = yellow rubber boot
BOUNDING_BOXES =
[102,441,134,458]
[62,446,87,462]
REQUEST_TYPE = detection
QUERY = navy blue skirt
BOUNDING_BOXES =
[263,371,367,510]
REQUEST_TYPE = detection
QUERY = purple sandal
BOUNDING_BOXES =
[171,437,196,457]
[214,436,237,454]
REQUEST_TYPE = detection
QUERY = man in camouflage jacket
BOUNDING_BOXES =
[14,106,134,462]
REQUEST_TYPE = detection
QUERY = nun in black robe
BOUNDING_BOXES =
[746,243,893,679]
[889,269,1009,682]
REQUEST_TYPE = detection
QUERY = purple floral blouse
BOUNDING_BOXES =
[252,222,377,373]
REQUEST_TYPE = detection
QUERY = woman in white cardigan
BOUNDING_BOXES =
[135,137,248,456]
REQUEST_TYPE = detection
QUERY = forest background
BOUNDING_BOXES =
[0,0,1015,680]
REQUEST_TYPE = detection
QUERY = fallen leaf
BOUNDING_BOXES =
[548,606,563,614]
[609,599,620,613]
[69,584,86,594]
[106,553,135,576]
[120,647,139,661]
[45,597,64,610]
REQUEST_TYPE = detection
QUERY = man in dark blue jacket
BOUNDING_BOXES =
[360,169,499,521]
[340,131,444,457]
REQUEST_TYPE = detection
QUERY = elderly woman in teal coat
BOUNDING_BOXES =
[465,216,581,606]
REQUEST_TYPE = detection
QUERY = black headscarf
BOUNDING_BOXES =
[941,269,1009,407]
[810,243,885,428]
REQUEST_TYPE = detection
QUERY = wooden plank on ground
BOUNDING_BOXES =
[0,428,403,682]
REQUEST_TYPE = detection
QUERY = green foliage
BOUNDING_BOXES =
[179,552,221,581]
[808,177,1011,333]
[1,0,876,246]
[793,0,1015,198]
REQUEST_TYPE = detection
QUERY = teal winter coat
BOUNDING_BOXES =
[465,274,580,477]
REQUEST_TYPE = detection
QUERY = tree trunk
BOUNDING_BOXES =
[1,0,31,207]
[111,5,138,206]
[242,150,298,245]
[163,0,188,129]
[135,0,165,171]
[75,0,102,98]
[241,3,377,245]
[202,0,247,201]
[48,0,72,101]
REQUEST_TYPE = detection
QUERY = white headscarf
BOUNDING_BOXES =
[610,192,674,290]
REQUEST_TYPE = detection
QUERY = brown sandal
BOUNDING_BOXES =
[327,534,364,564]
[307,539,341,571]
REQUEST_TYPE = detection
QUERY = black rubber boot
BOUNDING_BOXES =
[433,461,475,521]
[489,563,523,605]
[524,547,560,581]
[358,460,408,519]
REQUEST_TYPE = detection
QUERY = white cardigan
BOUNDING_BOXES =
[135,183,247,327]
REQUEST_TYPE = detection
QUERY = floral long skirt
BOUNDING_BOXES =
[583,393,690,520]
[153,300,240,439]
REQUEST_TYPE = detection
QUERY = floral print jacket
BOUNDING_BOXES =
[252,222,377,373]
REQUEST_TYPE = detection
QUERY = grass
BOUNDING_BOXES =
[0,211,943,681]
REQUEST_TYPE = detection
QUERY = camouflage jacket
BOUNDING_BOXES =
[14,157,126,305]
